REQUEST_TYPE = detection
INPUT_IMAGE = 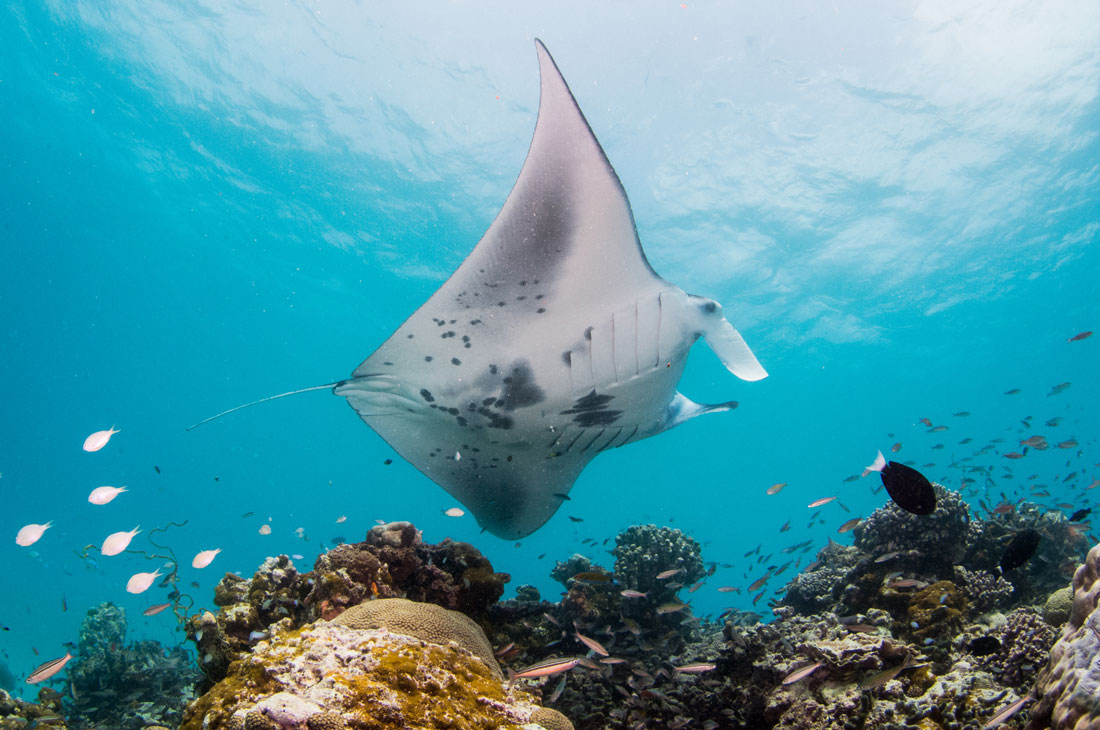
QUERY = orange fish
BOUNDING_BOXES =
[143,603,171,616]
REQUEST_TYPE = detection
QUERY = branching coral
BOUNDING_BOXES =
[954,565,1015,614]
[985,607,1055,689]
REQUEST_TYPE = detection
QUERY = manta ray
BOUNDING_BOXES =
[191,40,767,539]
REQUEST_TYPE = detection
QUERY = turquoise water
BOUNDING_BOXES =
[2,0,1098,699]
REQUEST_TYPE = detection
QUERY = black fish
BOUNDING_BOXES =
[552,492,571,501]
[969,636,1000,656]
[568,515,584,522]
[383,459,393,465]
[1000,529,1040,572]
[1069,508,1092,523]
[869,452,936,515]
[154,465,161,474]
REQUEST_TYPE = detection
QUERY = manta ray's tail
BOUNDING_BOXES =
[186,382,346,431]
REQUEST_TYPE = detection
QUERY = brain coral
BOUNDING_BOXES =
[1027,542,1100,730]
[329,597,502,677]
[531,706,574,730]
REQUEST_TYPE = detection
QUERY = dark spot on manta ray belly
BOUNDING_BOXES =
[561,389,622,427]
[419,388,435,403]
[496,360,545,411]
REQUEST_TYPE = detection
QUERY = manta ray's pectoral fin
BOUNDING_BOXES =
[660,391,739,434]
[692,296,768,382]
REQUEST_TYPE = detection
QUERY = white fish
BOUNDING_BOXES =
[101,526,141,556]
[88,486,127,505]
[126,569,162,594]
[336,515,347,523]
[191,548,222,569]
[16,522,52,547]
[444,507,465,517]
[258,524,272,535]
[82,427,120,452]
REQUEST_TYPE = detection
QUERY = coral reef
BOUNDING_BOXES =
[176,511,1094,730]
[1028,542,1100,729]
[181,616,562,729]
[65,602,201,730]
[188,523,509,687]
[854,482,971,573]
[309,521,509,626]
[0,687,67,729]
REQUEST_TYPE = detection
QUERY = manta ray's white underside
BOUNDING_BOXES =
[334,40,766,539]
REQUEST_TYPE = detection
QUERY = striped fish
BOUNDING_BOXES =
[512,656,582,680]
[26,652,73,684]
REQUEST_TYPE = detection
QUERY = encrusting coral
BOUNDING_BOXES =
[181,601,567,730]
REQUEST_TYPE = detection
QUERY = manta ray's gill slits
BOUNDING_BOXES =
[594,427,625,453]
[579,428,606,453]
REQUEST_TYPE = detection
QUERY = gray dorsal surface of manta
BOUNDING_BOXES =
[191,40,767,539]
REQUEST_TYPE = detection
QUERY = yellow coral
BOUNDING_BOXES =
[329,598,501,677]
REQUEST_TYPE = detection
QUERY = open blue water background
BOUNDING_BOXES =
[1,1,1097,697]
